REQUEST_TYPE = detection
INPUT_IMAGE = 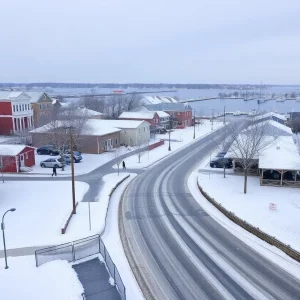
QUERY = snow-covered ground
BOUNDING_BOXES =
[188,171,300,281]
[0,181,89,249]
[27,146,133,176]
[197,172,300,251]
[67,173,130,237]
[0,256,83,300]
[102,173,144,300]
[116,120,224,169]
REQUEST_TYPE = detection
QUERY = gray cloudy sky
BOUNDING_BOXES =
[1,0,300,84]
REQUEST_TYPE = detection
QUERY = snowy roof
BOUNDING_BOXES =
[141,96,178,105]
[0,144,29,156]
[94,119,149,129]
[59,107,105,117]
[0,91,30,101]
[82,120,121,136]
[259,136,300,170]
[119,111,156,119]
[26,92,47,103]
[266,120,292,135]
[145,103,192,112]
[156,111,170,117]
[30,120,121,136]
[256,112,287,121]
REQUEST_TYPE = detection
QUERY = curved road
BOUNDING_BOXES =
[121,127,300,300]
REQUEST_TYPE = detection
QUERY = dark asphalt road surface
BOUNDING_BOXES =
[121,127,300,300]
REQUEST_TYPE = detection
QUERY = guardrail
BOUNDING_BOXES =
[197,181,300,263]
[35,234,126,299]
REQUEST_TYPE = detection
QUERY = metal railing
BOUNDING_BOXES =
[35,234,126,299]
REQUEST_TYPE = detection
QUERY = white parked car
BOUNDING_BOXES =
[40,158,62,168]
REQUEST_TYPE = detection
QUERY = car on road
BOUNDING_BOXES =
[210,157,233,168]
[159,128,167,134]
[40,158,62,168]
[37,145,60,156]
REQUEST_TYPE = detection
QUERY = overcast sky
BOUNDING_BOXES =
[1,0,300,84]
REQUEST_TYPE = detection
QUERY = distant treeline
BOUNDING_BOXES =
[0,82,278,90]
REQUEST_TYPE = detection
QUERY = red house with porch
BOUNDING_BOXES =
[0,145,35,173]
[0,91,34,135]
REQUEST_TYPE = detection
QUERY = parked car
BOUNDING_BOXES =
[216,151,227,158]
[64,151,82,163]
[159,128,167,134]
[210,157,233,168]
[40,158,62,168]
[37,145,59,156]
[58,155,71,165]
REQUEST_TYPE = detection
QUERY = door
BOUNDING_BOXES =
[20,154,25,167]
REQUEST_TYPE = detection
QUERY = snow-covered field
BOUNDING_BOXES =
[197,172,300,251]
[116,120,224,169]
[0,256,83,300]
[0,181,89,249]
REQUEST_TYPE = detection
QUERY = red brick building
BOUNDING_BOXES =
[144,103,193,129]
[0,145,35,173]
[119,111,160,126]
[0,92,34,135]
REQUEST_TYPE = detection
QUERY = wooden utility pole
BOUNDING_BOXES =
[223,106,226,125]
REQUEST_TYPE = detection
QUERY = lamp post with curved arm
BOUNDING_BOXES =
[1,208,16,269]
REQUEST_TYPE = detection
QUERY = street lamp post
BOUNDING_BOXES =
[193,110,196,139]
[211,109,214,131]
[1,208,16,269]
[168,130,171,151]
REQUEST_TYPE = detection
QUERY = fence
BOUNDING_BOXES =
[35,234,126,299]
[197,182,300,263]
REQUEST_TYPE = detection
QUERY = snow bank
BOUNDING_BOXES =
[0,256,83,300]
[197,173,300,251]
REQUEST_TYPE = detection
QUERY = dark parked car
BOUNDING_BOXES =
[210,157,233,168]
[37,145,59,156]
[159,128,167,134]
[216,151,227,158]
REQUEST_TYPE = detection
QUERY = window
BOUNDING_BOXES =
[115,137,118,145]
[25,152,28,159]
[138,129,140,134]
[22,104,24,111]
[16,105,19,112]
[13,105,15,112]
[144,127,145,132]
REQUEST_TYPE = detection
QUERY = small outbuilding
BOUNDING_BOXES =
[0,145,35,173]
[259,136,300,187]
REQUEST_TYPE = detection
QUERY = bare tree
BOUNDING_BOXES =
[79,95,106,113]
[228,118,274,193]
[134,137,148,163]
[0,156,16,183]
[34,105,91,170]
[112,148,123,175]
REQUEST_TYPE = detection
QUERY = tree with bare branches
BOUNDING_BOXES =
[134,137,148,163]
[0,156,16,183]
[112,148,123,175]
[227,118,274,193]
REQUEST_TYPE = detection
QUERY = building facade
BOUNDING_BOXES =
[144,103,192,129]
[119,112,160,126]
[0,92,34,135]
[27,92,53,127]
